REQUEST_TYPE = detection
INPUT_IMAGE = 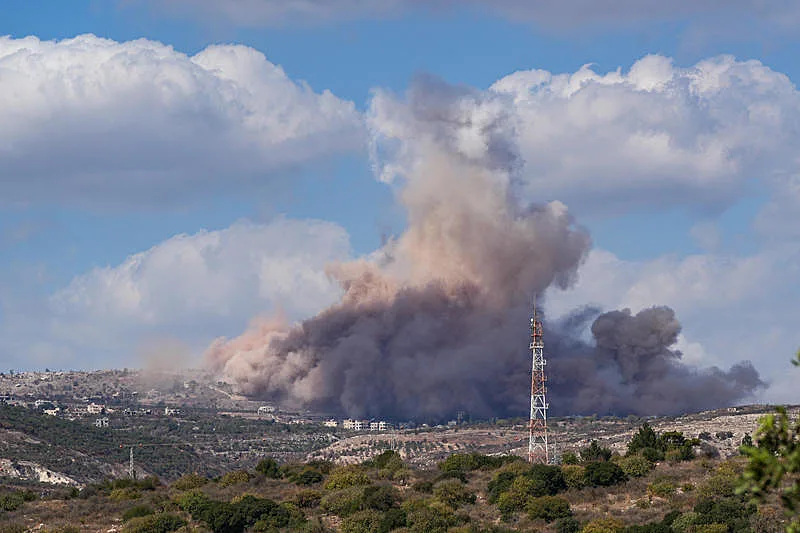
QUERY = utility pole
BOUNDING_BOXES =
[129,447,136,479]
[528,302,551,464]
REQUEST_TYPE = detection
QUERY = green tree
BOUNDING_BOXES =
[526,495,572,522]
[738,351,800,532]
[580,440,612,462]
[255,457,281,479]
[433,479,476,509]
[585,461,627,487]
[627,422,659,455]
[324,465,371,490]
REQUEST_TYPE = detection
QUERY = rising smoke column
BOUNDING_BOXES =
[207,75,764,419]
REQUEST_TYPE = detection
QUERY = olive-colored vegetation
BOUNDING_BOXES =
[0,419,792,532]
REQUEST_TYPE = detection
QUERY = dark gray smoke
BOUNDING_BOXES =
[206,75,765,420]
[546,306,764,416]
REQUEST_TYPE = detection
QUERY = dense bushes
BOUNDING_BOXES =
[526,495,572,522]
[172,473,207,491]
[561,464,586,490]
[432,479,476,509]
[489,463,568,520]
[580,441,613,463]
[488,463,566,505]
[218,469,251,487]
[122,505,154,521]
[437,453,520,473]
[0,490,36,512]
[320,484,401,518]
[618,455,653,478]
[585,461,627,487]
[626,423,698,463]
[176,491,300,533]
[324,465,371,490]
[121,513,186,533]
[254,457,281,479]
[280,463,326,486]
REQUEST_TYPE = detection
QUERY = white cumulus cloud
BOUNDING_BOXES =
[0,34,362,207]
[369,55,800,222]
[1,218,350,369]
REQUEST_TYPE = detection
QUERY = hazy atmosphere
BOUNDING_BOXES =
[1,0,799,414]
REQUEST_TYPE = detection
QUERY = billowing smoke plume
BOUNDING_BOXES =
[207,76,764,420]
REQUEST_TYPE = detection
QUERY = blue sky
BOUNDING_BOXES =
[0,0,798,405]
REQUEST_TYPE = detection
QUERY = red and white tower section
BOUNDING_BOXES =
[528,306,551,464]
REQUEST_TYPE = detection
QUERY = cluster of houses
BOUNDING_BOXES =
[327,419,392,432]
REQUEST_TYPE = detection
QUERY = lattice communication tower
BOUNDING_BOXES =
[528,303,551,464]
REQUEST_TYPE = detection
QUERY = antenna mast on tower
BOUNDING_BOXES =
[528,301,550,464]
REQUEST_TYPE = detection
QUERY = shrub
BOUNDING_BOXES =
[526,495,572,523]
[434,469,468,484]
[433,479,476,509]
[172,473,207,491]
[121,514,186,533]
[296,468,325,486]
[110,487,141,501]
[438,453,519,473]
[584,461,627,487]
[496,488,527,520]
[556,516,582,533]
[219,469,252,487]
[282,463,326,486]
[692,496,756,531]
[294,489,323,508]
[325,465,371,490]
[340,509,383,533]
[363,484,401,512]
[122,505,154,522]
[580,441,612,462]
[381,507,408,531]
[694,525,728,533]
[175,489,211,515]
[697,461,740,499]
[618,455,653,478]
[670,512,698,533]
[255,457,281,479]
[412,480,434,493]
[524,464,567,495]
[320,486,367,517]
[0,492,25,512]
[665,449,685,463]
[363,450,404,472]
[561,451,580,465]
[641,447,665,462]
[561,465,586,490]
[628,423,660,454]
[646,480,676,499]
[402,499,461,532]
[581,517,624,533]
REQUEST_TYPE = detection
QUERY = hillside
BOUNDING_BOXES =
[0,421,793,532]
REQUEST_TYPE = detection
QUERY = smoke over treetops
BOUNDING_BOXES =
[206,76,764,420]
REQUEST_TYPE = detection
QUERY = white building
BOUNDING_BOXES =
[343,419,365,431]
[95,417,109,428]
[258,405,276,415]
[87,403,105,415]
[164,407,180,416]
[323,419,338,428]
[369,421,390,431]
[43,408,60,416]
